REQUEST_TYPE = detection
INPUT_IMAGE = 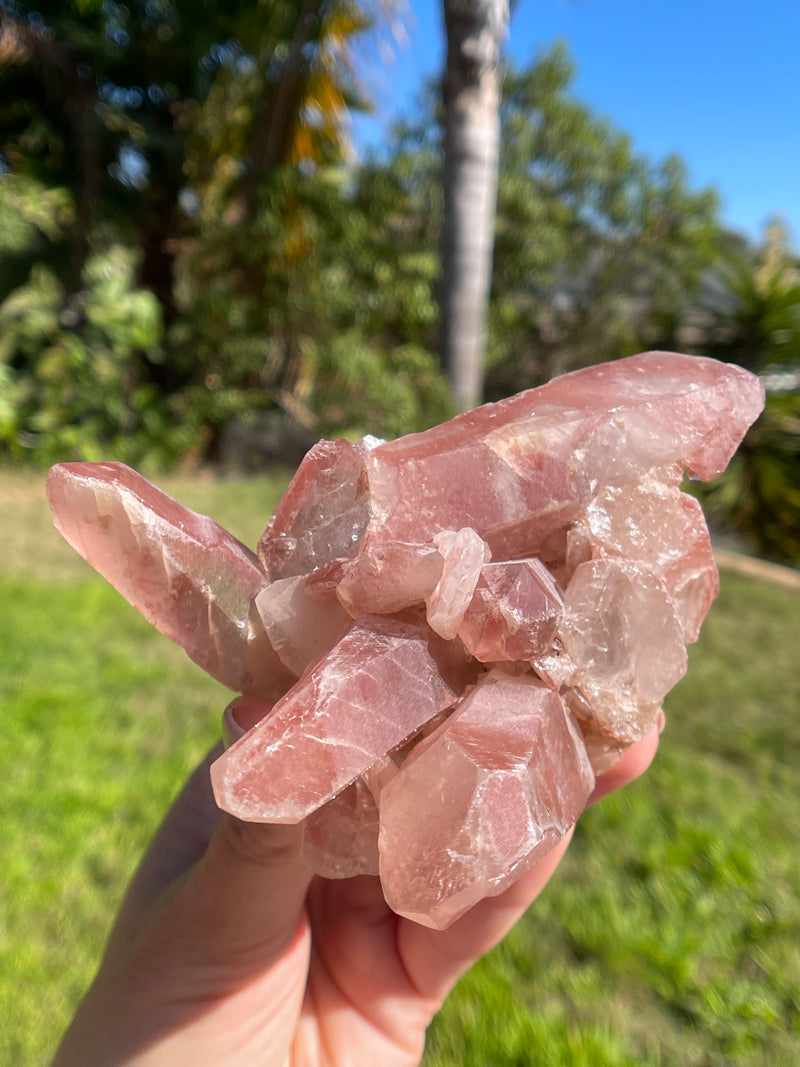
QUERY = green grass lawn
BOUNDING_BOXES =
[1,469,799,1066]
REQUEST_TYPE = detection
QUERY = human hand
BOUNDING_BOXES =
[53,701,663,1067]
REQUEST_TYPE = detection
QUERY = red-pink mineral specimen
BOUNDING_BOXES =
[379,671,594,928]
[47,352,765,929]
[46,462,294,699]
[210,614,458,823]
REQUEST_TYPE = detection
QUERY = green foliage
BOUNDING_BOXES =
[0,173,75,300]
[0,234,193,466]
[0,0,382,462]
[0,173,74,256]
[311,332,453,439]
[700,220,800,373]
[168,161,448,445]
[696,388,800,563]
[691,221,800,563]
[486,43,721,395]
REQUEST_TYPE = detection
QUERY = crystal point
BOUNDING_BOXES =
[254,574,352,677]
[210,615,458,823]
[458,558,563,662]
[336,540,444,616]
[425,528,492,639]
[559,558,687,743]
[258,439,372,580]
[46,462,292,699]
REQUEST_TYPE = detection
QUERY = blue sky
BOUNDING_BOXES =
[355,0,800,246]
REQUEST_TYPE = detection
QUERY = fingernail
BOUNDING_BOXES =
[221,703,245,749]
[222,696,275,749]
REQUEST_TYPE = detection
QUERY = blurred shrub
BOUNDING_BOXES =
[310,332,453,439]
[692,222,800,564]
[0,242,194,467]
[694,388,800,565]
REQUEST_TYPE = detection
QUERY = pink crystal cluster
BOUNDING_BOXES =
[47,352,764,929]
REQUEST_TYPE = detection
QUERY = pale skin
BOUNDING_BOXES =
[52,699,663,1067]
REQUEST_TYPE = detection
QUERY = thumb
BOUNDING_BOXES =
[163,814,312,976]
[54,706,313,1067]
[106,696,313,993]
[148,696,314,984]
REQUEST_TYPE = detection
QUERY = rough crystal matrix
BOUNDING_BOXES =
[47,352,764,929]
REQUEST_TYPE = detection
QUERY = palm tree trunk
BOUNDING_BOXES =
[439,0,509,412]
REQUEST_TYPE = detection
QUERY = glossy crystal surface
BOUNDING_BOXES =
[379,671,595,928]
[47,352,765,927]
[46,461,293,699]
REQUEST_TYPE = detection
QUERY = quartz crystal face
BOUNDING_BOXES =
[258,439,372,580]
[301,778,380,879]
[558,558,688,741]
[378,671,595,929]
[458,559,563,662]
[47,352,765,928]
[426,528,492,639]
[209,614,460,823]
[46,461,294,700]
[336,540,445,616]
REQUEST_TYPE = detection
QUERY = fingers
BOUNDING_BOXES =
[144,693,313,987]
[397,718,664,1003]
[146,814,311,981]
[398,831,574,1002]
[588,714,664,806]
[306,875,439,1050]
[222,693,272,744]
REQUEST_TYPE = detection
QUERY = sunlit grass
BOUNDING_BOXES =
[1,469,798,1066]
